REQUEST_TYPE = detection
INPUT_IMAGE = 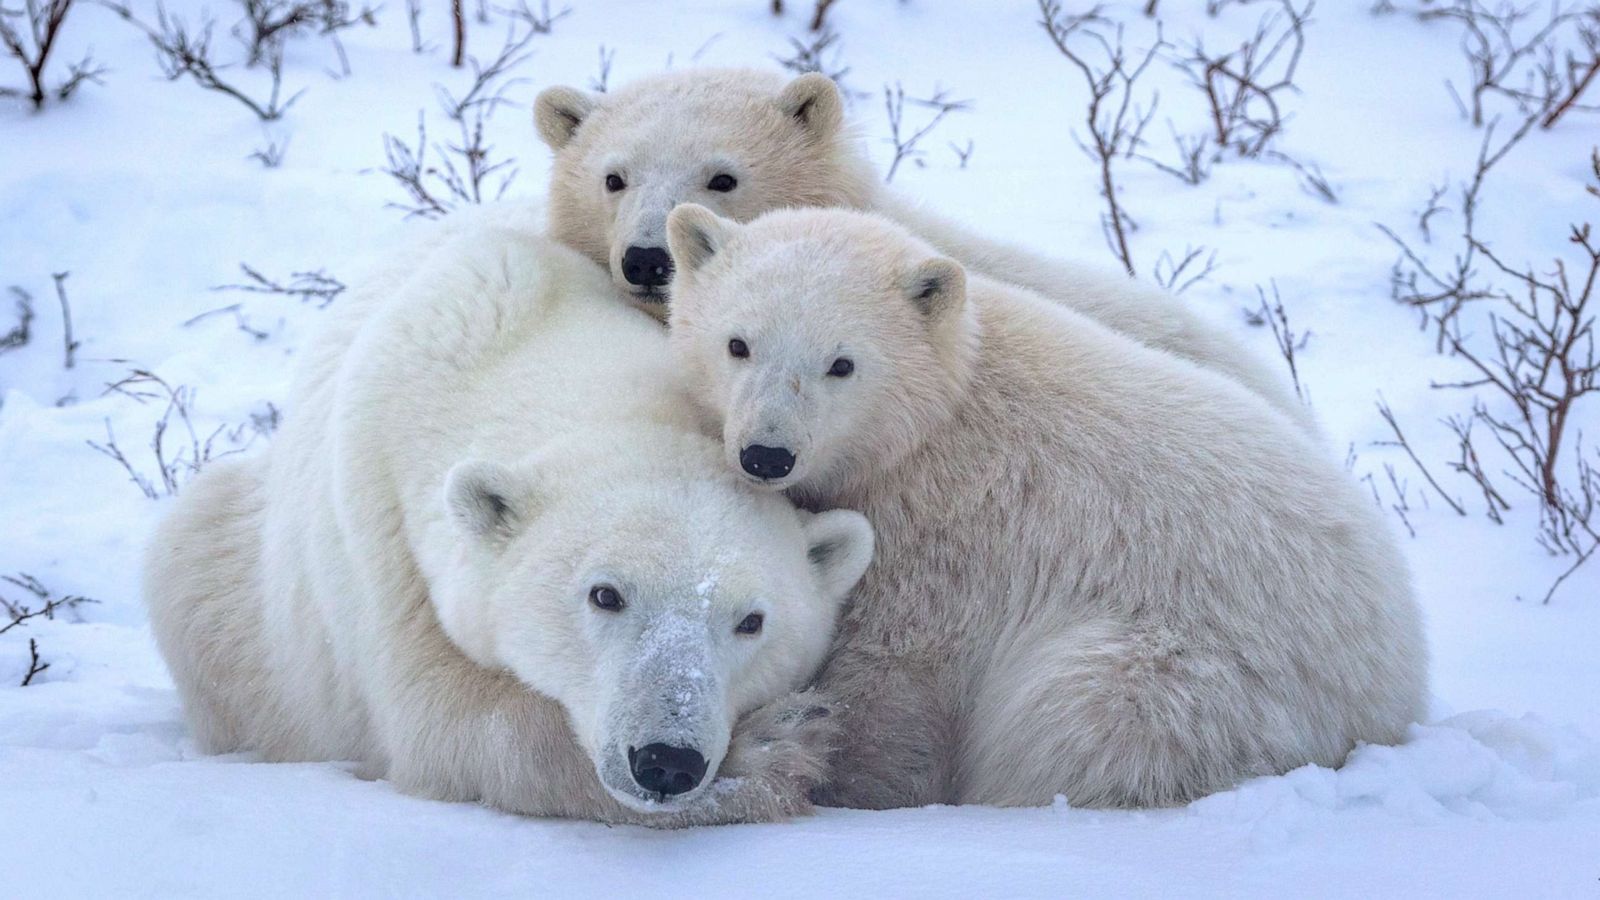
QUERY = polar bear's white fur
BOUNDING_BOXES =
[143,215,875,825]
[534,68,1313,432]
[664,204,1428,810]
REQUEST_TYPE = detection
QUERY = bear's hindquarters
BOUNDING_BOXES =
[955,620,1361,809]
[143,457,279,754]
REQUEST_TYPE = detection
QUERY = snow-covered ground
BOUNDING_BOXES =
[2,0,1597,895]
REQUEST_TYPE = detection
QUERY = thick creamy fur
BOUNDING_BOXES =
[535,67,1314,432]
[665,206,1429,809]
[143,211,874,826]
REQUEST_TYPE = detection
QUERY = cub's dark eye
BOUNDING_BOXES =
[589,585,625,612]
[604,174,626,193]
[827,357,854,378]
[707,173,738,192]
[735,612,764,635]
[729,338,750,359]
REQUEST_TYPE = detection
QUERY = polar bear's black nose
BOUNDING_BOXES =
[629,743,707,797]
[622,246,674,287]
[740,444,796,480]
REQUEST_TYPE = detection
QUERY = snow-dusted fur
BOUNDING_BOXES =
[534,67,1314,432]
[664,205,1429,809]
[142,212,875,826]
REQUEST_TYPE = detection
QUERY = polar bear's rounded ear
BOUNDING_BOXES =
[800,509,875,603]
[903,257,967,321]
[445,459,539,546]
[534,85,600,150]
[777,73,843,140]
[667,203,738,275]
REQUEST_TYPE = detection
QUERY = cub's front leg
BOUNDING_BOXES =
[808,648,958,810]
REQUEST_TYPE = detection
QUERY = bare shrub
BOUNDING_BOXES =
[589,43,613,92]
[881,82,970,184]
[52,271,77,369]
[2,573,97,687]
[1038,1,1165,277]
[214,262,345,307]
[1378,129,1599,603]
[496,0,568,34]
[809,0,836,32]
[1410,0,1598,129]
[0,287,35,354]
[106,2,304,121]
[376,27,533,218]
[6,273,78,366]
[87,369,263,498]
[1150,245,1218,295]
[250,132,289,167]
[0,0,103,109]
[774,23,850,85]
[233,0,374,74]
[1244,281,1310,401]
[1178,0,1312,159]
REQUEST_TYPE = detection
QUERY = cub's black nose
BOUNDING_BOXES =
[740,444,796,480]
[622,246,674,287]
[629,743,707,797]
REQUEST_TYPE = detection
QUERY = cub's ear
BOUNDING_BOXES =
[801,509,875,602]
[445,459,539,545]
[903,257,967,321]
[534,85,600,150]
[777,73,843,140]
[666,203,738,275]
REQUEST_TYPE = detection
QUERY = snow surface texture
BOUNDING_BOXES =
[2,0,1598,895]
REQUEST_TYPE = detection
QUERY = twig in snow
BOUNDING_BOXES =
[213,263,345,307]
[104,1,304,121]
[0,0,103,109]
[1244,281,1310,401]
[52,270,77,369]
[1151,245,1218,295]
[1038,1,1165,277]
[0,287,34,354]
[882,82,970,183]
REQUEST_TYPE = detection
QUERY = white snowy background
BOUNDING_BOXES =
[2,0,1598,895]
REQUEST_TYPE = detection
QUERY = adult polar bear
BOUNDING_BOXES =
[664,204,1428,809]
[533,68,1315,433]
[143,212,875,826]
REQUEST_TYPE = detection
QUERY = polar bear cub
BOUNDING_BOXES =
[534,67,1312,432]
[144,219,873,825]
[664,204,1427,810]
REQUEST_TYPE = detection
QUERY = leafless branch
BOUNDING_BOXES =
[774,23,850,85]
[87,369,261,498]
[1374,397,1468,516]
[1151,245,1218,295]
[882,82,970,184]
[496,0,568,34]
[590,43,613,92]
[810,0,836,32]
[104,1,304,121]
[1179,0,1313,159]
[1245,281,1311,402]
[0,0,102,109]
[1038,1,1166,277]
[0,286,34,354]
[52,270,76,369]
[375,26,533,218]
[213,262,345,307]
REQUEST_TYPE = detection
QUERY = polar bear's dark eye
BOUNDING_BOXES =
[827,357,854,378]
[589,585,625,612]
[728,338,750,359]
[604,174,626,193]
[706,173,738,192]
[735,612,764,635]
